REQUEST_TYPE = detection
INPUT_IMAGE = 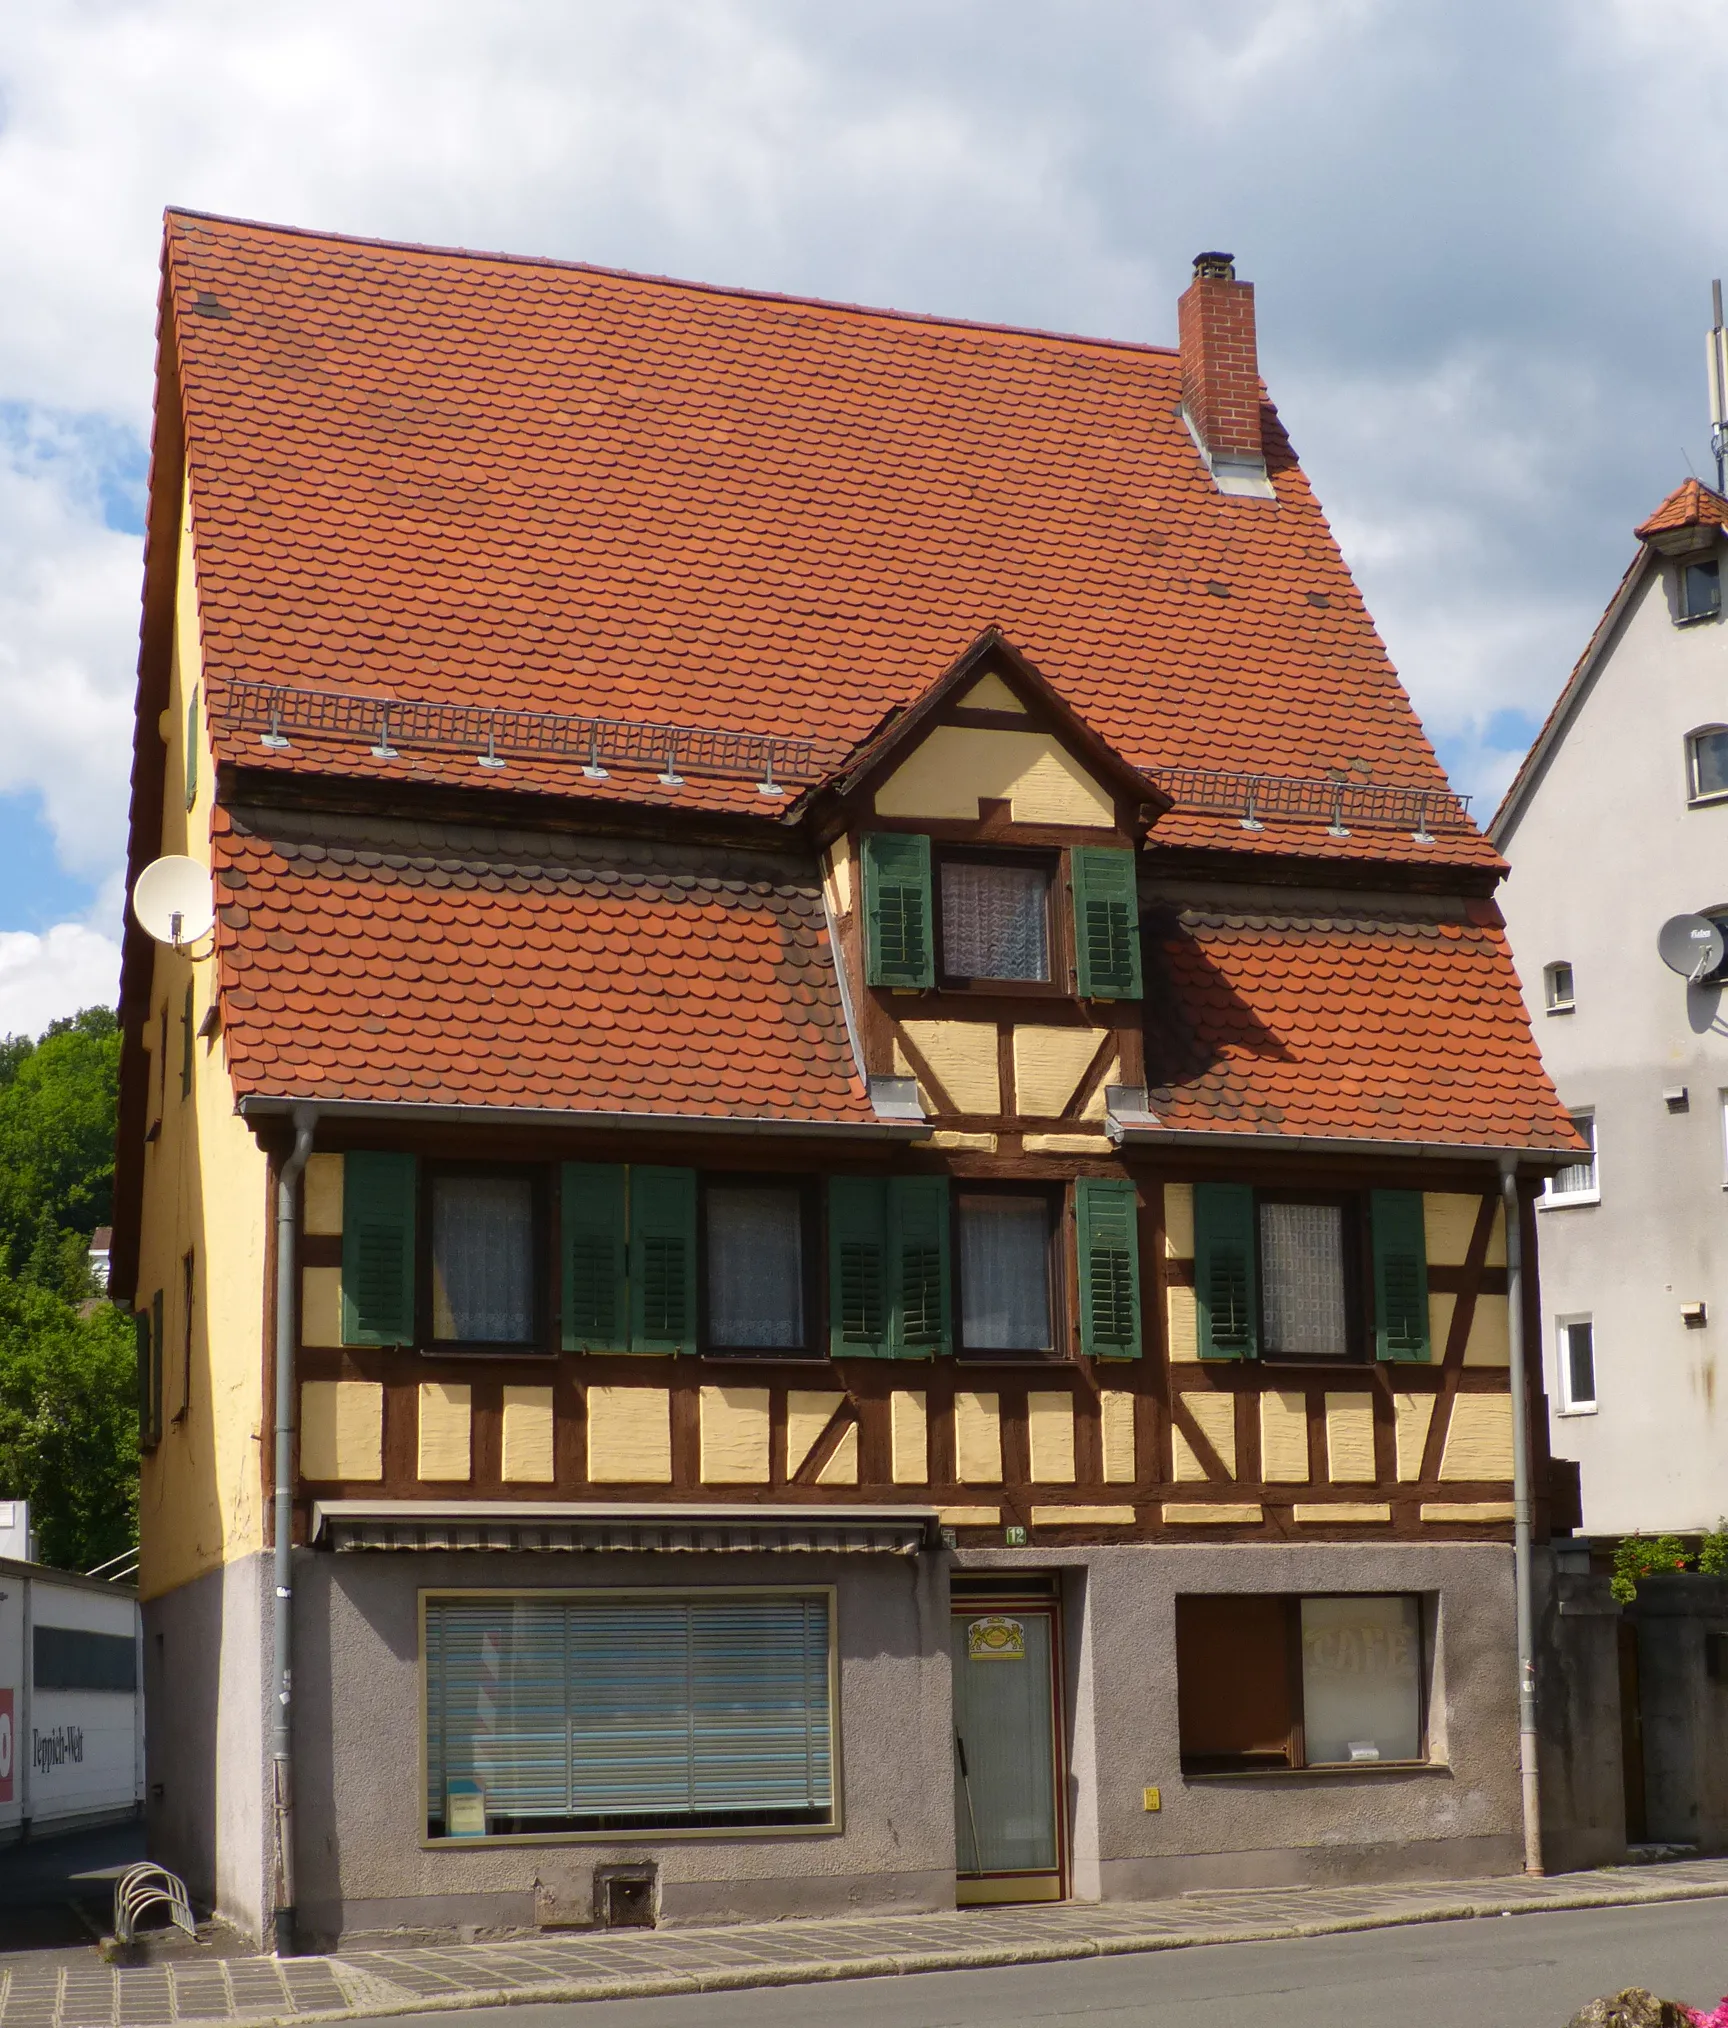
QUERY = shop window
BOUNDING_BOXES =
[431,1170,539,1348]
[1176,1593,1426,1773]
[702,1179,814,1355]
[1542,1112,1598,1206]
[939,854,1053,983]
[1557,1315,1597,1413]
[957,1188,1059,1356]
[424,1590,835,1839]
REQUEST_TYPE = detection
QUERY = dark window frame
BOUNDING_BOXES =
[1680,557,1722,625]
[419,1160,552,1358]
[1687,725,1728,804]
[953,1180,1068,1362]
[933,845,1069,997]
[1176,1591,1430,1775]
[1253,1189,1370,1366]
[696,1172,824,1360]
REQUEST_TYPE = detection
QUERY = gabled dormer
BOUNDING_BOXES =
[816,632,1165,1150]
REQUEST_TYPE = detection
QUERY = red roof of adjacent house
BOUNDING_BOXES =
[211,808,874,1124]
[1634,478,1728,539]
[162,210,1493,869]
[1143,898,1581,1151]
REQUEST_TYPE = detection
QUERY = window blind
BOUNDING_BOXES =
[425,1594,834,1837]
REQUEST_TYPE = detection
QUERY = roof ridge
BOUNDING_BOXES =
[163,205,1179,361]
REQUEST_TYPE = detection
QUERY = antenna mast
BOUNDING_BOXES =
[1711,280,1727,494]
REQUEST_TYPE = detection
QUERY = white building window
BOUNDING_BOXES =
[1680,557,1722,623]
[1542,1111,1598,1206]
[1556,1316,1597,1413]
[1543,961,1575,1014]
[1687,726,1728,805]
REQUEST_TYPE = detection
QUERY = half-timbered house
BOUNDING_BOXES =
[114,216,1582,1947]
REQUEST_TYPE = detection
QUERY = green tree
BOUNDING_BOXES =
[0,1006,120,1288]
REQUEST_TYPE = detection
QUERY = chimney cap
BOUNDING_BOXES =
[1192,251,1237,281]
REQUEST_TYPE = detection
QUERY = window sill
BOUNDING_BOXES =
[1687,789,1728,806]
[1556,1403,1598,1418]
[1539,1193,1600,1210]
[1545,1004,1575,1017]
[1676,611,1721,629]
[1183,1761,1446,1783]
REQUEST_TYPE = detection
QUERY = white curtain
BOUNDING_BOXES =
[432,1175,534,1342]
[706,1185,804,1348]
[941,861,1049,981]
[1258,1201,1347,1358]
[959,1194,1052,1351]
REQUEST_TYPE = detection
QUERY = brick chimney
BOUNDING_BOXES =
[1178,252,1273,498]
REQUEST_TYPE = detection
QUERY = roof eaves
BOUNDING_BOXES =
[237,1095,930,1140]
[1118,1124,1576,1171]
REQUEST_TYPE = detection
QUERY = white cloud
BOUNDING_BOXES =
[0,923,121,1040]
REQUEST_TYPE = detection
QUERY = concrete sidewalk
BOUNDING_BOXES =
[8,1858,1728,2028]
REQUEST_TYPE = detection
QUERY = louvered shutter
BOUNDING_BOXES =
[629,1166,697,1353]
[424,1594,833,1835]
[1071,846,1143,1000]
[1195,1181,1257,1360]
[828,1177,891,1356]
[1077,1176,1142,1359]
[561,1163,628,1352]
[862,832,935,989]
[341,1151,417,1345]
[1371,1189,1431,1362]
[891,1175,952,1357]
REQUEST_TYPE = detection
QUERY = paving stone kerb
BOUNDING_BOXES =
[10,1861,1728,2028]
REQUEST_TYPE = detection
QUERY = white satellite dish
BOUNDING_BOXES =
[1657,912,1726,983]
[132,856,216,951]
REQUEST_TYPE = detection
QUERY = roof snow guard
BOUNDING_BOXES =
[311,1500,937,1555]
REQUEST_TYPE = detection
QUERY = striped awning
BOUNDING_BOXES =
[310,1500,936,1557]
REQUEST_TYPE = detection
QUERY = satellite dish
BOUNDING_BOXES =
[1658,912,1726,982]
[132,856,215,950]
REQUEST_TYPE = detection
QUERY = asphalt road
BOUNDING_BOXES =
[389,1898,1728,2028]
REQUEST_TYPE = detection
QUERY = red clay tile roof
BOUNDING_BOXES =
[211,807,873,1123]
[162,210,1494,870]
[1142,896,1580,1150]
[1635,479,1728,539]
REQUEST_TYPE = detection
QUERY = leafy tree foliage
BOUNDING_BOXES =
[0,1007,134,1570]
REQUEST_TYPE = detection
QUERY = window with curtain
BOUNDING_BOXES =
[1258,1200,1349,1359]
[432,1172,536,1343]
[704,1183,807,1351]
[940,859,1051,982]
[425,1592,834,1837]
[958,1191,1054,1353]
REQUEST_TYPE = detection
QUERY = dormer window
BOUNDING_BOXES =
[939,854,1052,984]
[1681,557,1722,623]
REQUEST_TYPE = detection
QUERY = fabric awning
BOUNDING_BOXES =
[310,1500,937,1556]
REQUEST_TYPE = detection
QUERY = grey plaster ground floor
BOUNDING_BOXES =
[3,1860,1728,2027]
[149,1539,1544,1946]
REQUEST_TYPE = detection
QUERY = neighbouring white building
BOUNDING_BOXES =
[1495,478,1728,1537]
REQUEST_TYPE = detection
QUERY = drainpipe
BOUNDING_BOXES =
[272,1105,317,1956]
[1500,1155,1544,1877]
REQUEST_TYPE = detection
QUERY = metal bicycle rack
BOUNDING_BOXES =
[113,1863,196,1944]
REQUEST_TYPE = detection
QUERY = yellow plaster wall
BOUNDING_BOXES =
[699,1386,771,1485]
[303,1155,343,1236]
[959,671,1027,713]
[1394,1393,1436,1480]
[1325,1394,1376,1483]
[1163,1184,1194,1259]
[1422,1193,1506,1267]
[1100,1392,1135,1483]
[1295,1504,1391,1524]
[1173,1392,1236,1480]
[873,726,1115,827]
[954,1391,1002,1484]
[787,1392,846,1479]
[1439,1394,1515,1480]
[300,1268,342,1348]
[1166,1284,1199,1362]
[890,1391,929,1485]
[816,1424,860,1485]
[896,1022,1000,1115]
[300,1381,383,1483]
[1026,1393,1076,1483]
[501,1387,555,1483]
[136,493,273,1603]
[417,1383,472,1482]
[586,1386,673,1484]
[1012,1028,1101,1118]
[1259,1392,1310,1482]
[1164,1502,1263,1525]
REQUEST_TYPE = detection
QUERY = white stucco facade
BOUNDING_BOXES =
[1496,520,1728,1535]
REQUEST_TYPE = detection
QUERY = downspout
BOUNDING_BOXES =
[272,1105,317,1956]
[1500,1155,1544,1877]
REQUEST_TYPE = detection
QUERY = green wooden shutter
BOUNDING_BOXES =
[862,832,935,989]
[630,1166,697,1354]
[1195,1181,1257,1359]
[185,685,199,810]
[828,1177,891,1356]
[561,1164,628,1352]
[341,1151,418,1345]
[1072,846,1143,1000]
[1371,1189,1431,1362]
[1077,1177,1142,1359]
[891,1175,951,1357]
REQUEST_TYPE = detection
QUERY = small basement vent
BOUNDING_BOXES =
[595,1864,658,1930]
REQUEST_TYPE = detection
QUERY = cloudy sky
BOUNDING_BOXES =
[0,0,1721,1034]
